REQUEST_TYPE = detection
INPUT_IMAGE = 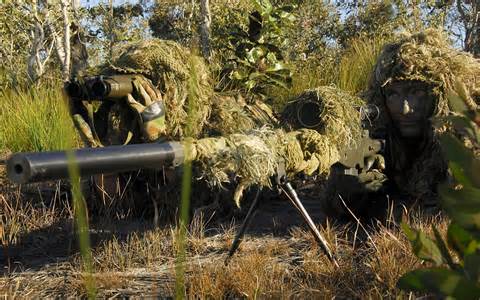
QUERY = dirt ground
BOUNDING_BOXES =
[0,164,437,298]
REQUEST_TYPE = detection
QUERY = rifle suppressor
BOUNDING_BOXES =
[7,142,184,184]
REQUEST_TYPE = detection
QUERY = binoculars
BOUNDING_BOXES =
[65,74,139,100]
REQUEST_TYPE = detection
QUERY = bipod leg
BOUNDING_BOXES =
[225,187,262,266]
[282,182,339,267]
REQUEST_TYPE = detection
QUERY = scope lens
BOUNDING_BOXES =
[297,101,324,128]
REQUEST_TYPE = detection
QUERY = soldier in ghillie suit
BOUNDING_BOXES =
[325,28,480,220]
[66,38,280,218]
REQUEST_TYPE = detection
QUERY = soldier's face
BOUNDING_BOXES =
[383,81,435,138]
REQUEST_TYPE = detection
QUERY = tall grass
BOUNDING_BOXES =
[337,36,390,95]
[267,36,389,111]
[0,87,77,153]
[174,53,201,299]
[267,53,339,111]
[66,150,96,298]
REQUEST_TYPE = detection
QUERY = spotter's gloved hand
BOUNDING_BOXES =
[127,76,167,142]
[62,86,99,147]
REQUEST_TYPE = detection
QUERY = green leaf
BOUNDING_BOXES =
[440,184,480,232]
[248,72,266,80]
[266,62,288,72]
[402,222,444,265]
[254,0,273,14]
[440,133,480,188]
[447,89,469,114]
[245,79,256,90]
[447,223,477,257]
[231,70,247,80]
[433,226,457,270]
[447,115,480,143]
[398,268,480,300]
[464,254,480,281]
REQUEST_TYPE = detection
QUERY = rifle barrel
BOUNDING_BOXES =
[7,142,184,184]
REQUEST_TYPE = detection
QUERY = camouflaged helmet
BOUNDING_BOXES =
[366,28,480,130]
[107,39,214,139]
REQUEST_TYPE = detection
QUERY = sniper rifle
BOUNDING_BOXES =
[6,129,383,268]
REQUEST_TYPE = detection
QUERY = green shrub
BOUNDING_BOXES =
[220,0,295,97]
[398,95,480,299]
[0,87,77,153]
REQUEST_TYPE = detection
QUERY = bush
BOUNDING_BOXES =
[398,92,480,299]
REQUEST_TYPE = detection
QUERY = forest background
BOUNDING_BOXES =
[2,0,480,298]
[2,0,479,151]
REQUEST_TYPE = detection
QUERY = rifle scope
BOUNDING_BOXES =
[296,100,325,128]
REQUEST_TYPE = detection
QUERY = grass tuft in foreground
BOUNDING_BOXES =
[0,87,77,153]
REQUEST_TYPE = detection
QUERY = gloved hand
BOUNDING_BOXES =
[127,76,167,142]
[358,154,387,192]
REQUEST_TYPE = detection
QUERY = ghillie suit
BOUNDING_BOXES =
[186,86,364,207]
[327,28,480,219]
[281,86,363,148]
[70,39,280,218]
[106,39,213,140]
[183,126,359,208]
[190,88,363,215]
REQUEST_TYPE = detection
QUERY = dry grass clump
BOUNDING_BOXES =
[0,267,85,298]
[108,39,213,139]
[89,228,174,272]
[188,252,291,298]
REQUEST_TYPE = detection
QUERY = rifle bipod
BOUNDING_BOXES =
[224,181,339,268]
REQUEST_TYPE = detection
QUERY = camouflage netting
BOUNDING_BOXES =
[182,127,342,207]
[107,39,213,138]
[207,93,279,136]
[282,86,363,149]
[366,28,480,130]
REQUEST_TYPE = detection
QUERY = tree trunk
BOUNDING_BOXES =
[457,0,480,57]
[199,0,211,60]
[27,0,54,82]
[61,0,71,81]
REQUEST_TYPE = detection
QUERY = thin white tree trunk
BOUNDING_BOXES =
[61,0,71,80]
[199,0,211,60]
